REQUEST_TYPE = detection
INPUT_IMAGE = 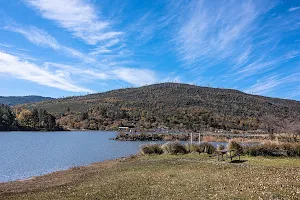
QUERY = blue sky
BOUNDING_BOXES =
[0,0,299,99]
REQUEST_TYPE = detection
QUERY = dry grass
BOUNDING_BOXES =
[0,155,299,200]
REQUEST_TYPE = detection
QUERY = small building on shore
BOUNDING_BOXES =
[118,125,135,133]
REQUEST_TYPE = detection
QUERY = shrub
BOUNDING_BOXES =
[286,143,300,156]
[227,140,243,155]
[139,143,163,155]
[162,142,187,155]
[185,143,201,154]
[244,142,300,157]
[216,144,225,151]
[199,142,216,154]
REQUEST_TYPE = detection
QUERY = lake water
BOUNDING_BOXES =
[0,131,225,182]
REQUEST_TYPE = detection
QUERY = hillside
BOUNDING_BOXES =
[0,96,54,106]
[18,83,300,133]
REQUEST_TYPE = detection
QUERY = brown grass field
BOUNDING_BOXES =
[0,154,299,200]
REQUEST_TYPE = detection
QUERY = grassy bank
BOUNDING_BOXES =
[1,154,299,200]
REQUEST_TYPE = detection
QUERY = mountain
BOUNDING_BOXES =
[0,96,54,106]
[17,83,300,133]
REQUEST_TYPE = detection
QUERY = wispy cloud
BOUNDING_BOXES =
[244,72,300,95]
[25,0,122,45]
[0,51,92,92]
[244,75,281,95]
[0,43,13,48]
[289,6,300,12]
[4,20,157,87]
[24,0,137,76]
[46,62,158,86]
[112,68,157,86]
[170,0,300,95]
[5,25,59,49]
[5,24,94,63]
[236,59,279,79]
[173,0,268,66]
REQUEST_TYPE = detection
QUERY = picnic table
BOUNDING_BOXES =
[216,149,240,161]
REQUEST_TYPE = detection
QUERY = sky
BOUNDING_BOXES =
[0,0,299,99]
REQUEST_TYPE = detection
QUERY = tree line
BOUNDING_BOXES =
[0,104,59,131]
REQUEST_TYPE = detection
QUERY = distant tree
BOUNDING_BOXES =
[0,104,17,131]
[81,112,89,121]
[32,109,39,129]
[17,109,33,128]
[16,108,57,131]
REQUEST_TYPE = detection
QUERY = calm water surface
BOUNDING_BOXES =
[0,131,225,182]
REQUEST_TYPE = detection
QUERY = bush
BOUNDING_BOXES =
[282,143,300,156]
[185,143,201,154]
[227,140,243,155]
[199,142,216,154]
[162,142,187,155]
[140,143,163,155]
[244,142,300,157]
[216,144,225,151]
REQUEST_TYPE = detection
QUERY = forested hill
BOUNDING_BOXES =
[19,83,300,133]
[0,96,54,106]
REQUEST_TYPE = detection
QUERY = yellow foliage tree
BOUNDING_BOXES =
[17,109,33,127]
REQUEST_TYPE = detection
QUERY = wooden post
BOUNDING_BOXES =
[198,133,201,144]
[190,132,193,144]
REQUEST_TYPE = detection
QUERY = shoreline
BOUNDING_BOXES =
[0,156,130,184]
[1,154,299,199]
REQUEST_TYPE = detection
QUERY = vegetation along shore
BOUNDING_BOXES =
[0,104,63,131]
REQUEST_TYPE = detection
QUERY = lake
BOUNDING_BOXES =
[0,131,225,182]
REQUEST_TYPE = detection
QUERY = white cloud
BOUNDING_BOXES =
[25,0,122,45]
[45,62,109,80]
[174,0,266,66]
[5,25,94,63]
[0,43,13,48]
[289,6,300,12]
[112,68,157,86]
[24,0,130,71]
[5,25,59,49]
[244,75,281,95]
[46,62,158,86]
[244,73,300,95]
[237,59,279,79]
[0,51,92,92]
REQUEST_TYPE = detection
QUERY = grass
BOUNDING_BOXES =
[1,155,299,200]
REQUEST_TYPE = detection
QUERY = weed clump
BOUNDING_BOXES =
[227,140,243,155]
[162,142,187,155]
[199,142,216,154]
[185,143,201,154]
[140,143,163,155]
[216,144,225,151]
